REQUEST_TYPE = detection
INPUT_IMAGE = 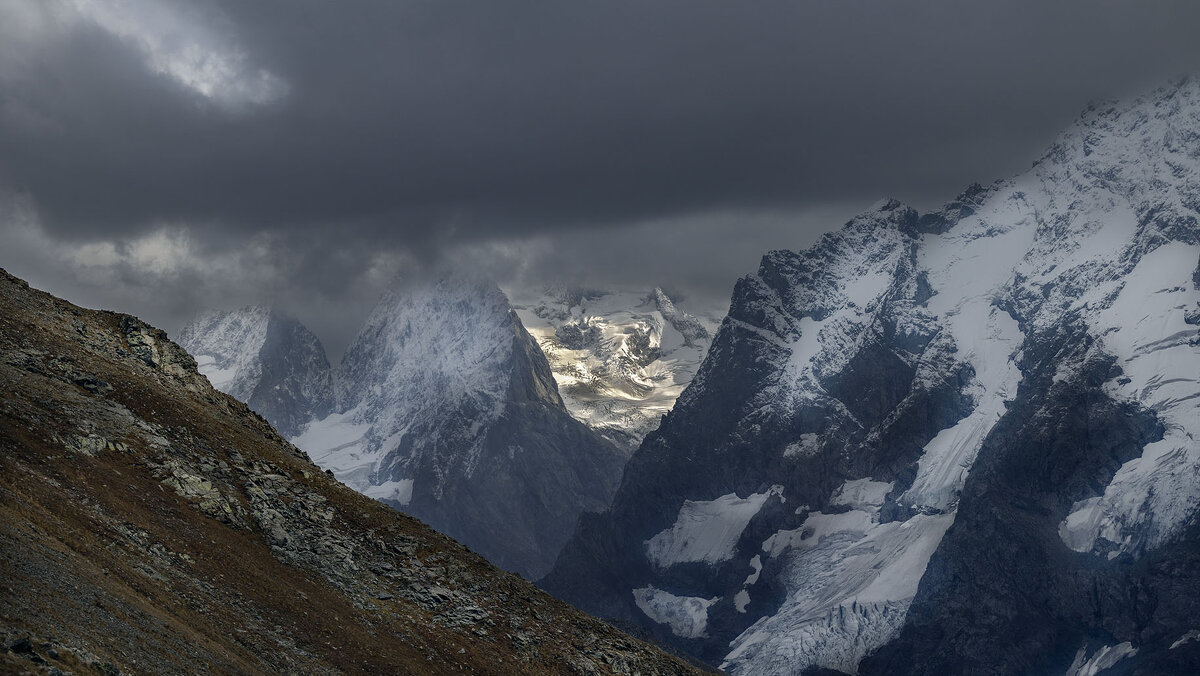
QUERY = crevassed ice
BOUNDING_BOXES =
[727,203,1029,675]
[725,476,954,674]
[1060,241,1200,557]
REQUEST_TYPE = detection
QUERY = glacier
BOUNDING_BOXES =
[510,286,721,453]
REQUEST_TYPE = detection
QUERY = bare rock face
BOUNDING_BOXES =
[544,79,1200,674]
[0,267,703,676]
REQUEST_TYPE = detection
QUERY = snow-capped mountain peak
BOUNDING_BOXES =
[177,305,273,399]
[544,78,1200,675]
[511,285,722,452]
[290,276,624,579]
[177,306,333,437]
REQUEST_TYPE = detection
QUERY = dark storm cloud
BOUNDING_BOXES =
[3,0,1200,351]
[5,0,1200,241]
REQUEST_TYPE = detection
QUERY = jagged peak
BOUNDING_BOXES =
[648,287,680,315]
[1033,76,1200,172]
[755,199,915,284]
[915,181,1007,235]
[649,286,711,347]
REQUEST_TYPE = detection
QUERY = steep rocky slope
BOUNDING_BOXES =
[543,79,1200,674]
[0,268,702,675]
[510,286,720,453]
[177,307,333,437]
[292,278,625,580]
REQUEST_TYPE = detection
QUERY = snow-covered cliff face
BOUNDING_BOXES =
[292,278,625,579]
[176,307,334,437]
[544,79,1200,674]
[510,287,721,453]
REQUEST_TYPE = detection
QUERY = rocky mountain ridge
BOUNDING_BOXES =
[543,78,1200,675]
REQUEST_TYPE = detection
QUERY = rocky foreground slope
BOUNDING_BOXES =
[544,79,1200,674]
[0,268,702,675]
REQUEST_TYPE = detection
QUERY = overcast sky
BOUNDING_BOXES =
[3,0,1200,355]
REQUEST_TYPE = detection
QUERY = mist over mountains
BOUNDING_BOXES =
[6,2,1200,673]
[175,77,1200,675]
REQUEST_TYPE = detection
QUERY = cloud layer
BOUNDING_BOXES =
[3,0,1200,351]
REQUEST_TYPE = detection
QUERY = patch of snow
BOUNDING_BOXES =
[784,317,825,382]
[1171,630,1200,650]
[830,479,893,511]
[733,554,765,614]
[632,586,718,639]
[646,487,782,569]
[192,353,237,392]
[1066,642,1138,676]
[784,432,820,458]
[363,478,414,505]
[744,554,763,586]
[290,409,373,489]
[1059,497,1105,553]
[734,590,751,613]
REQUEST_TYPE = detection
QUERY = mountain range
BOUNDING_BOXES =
[542,78,1200,675]
[168,78,1200,674]
[0,267,700,675]
[178,281,716,580]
